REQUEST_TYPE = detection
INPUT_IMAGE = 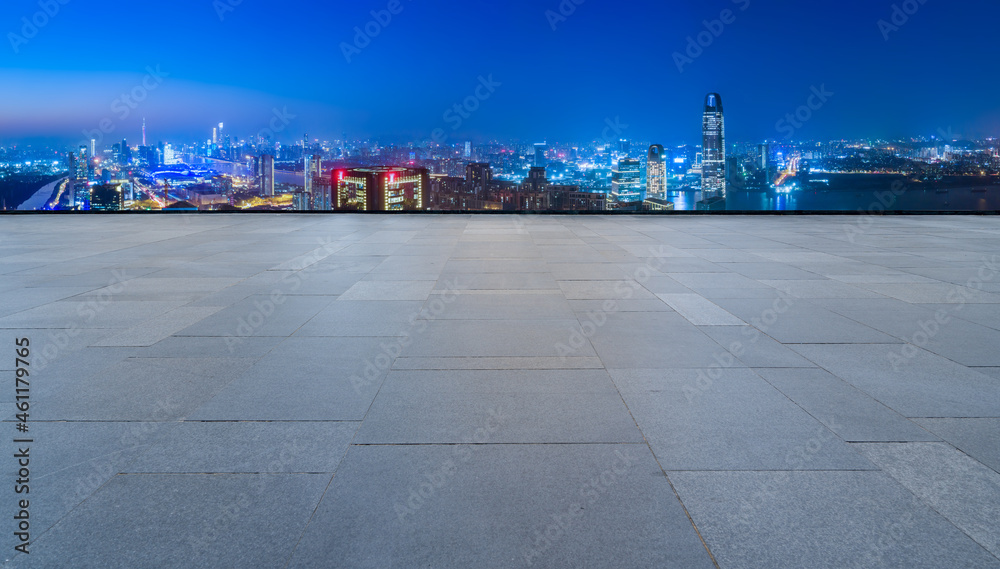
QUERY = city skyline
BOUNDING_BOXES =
[3,0,1000,144]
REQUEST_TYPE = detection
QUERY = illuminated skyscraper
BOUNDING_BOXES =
[702,93,726,198]
[260,155,275,197]
[76,145,89,181]
[303,153,329,209]
[66,152,77,208]
[611,158,642,202]
[333,167,429,211]
[305,154,322,196]
[647,145,667,199]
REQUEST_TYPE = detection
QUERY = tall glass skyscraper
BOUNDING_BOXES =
[259,154,275,197]
[611,158,642,202]
[702,93,726,198]
[647,145,667,199]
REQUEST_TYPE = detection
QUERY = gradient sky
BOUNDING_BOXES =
[2,0,999,146]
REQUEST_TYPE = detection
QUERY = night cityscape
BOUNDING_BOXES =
[4,101,1000,213]
[3,1,1000,568]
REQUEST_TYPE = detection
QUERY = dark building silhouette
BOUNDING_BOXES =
[89,184,124,211]
[534,143,547,168]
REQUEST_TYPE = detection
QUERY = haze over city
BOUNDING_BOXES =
[4,0,1000,144]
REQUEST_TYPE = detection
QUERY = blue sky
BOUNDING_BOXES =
[2,0,999,145]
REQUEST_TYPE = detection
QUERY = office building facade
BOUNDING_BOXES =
[702,93,726,198]
[90,184,124,211]
[333,167,429,211]
[611,158,642,202]
[647,145,667,199]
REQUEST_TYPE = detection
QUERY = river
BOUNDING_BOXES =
[17,177,65,211]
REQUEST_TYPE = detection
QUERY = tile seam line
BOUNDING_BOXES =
[854,442,1000,564]
[784,348,1000,558]
[601,351,721,569]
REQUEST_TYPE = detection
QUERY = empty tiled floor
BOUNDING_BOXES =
[2,214,999,568]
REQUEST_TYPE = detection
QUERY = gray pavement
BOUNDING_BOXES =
[1,214,999,568]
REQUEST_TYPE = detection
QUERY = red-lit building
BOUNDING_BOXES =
[332,167,429,211]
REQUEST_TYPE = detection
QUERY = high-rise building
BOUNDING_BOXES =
[138,146,159,167]
[464,141,472,159]
[702,93,726,198]
[163,144,178,165]
[66,152,78,208]
[120,139,131,165]
[318,176,333,210]
[333,167,429,211]
[534,143,547,168]
[465,163,492,197]
[90,184,124,211]
[647,145,667,199]
[76,146,89,181]
[305,154,323,199]
[611,158,642,202]
[523,167,549,193]
[758,143,769,170]
[260,155,275,197]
